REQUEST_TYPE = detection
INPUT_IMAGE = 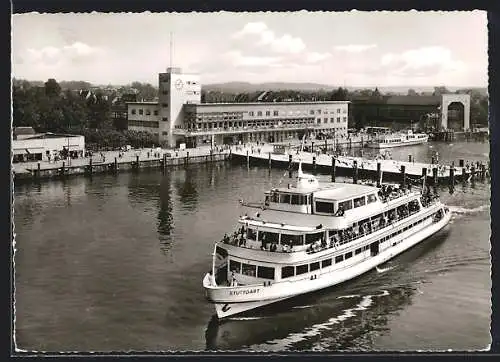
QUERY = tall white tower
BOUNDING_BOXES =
[158,67,201,147]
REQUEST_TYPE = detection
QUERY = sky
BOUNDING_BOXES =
[12,11,488,87]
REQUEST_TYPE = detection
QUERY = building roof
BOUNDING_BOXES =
[384,95,440,106]
[126,101,159,105]
[185,101,350,107]
[18,132,83,140]
[14,127,36,136]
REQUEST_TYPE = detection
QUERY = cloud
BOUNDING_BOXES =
[306,52,331,63]
[334,44,378,53]
[380,46,466,76]
[222,50,281,68]
[24,42,102,66]
[232,22,306,54]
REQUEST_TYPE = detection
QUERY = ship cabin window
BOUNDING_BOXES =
[353,196,366,208]
[230,260,241,273]
[345,251,353,259]
[367,194,377,204]
[335,255,344,263]
[355,248,362,255]
[282,266,295,278]
[338,199,353,211]
[257,266,275,279]
[258,231,279,244]
[271,192,309,205]
[281,233,304,246]
[296,264,309,275]
[247,228,257,240]
[305,231,324,245]
[310,262,320,271]
[315,201,335,214]
[280,194,291,204]
[322,258,332,268]
[242,263,257,277]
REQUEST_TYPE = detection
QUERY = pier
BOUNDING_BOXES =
[13,147,230,182]
[231,144,489,185]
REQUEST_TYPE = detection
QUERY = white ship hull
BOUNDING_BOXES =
[366,138,428,149]
[204,207,451,319]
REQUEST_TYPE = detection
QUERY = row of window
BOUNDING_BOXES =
[315,193,378,214]
[247,108,347,118]
[128,120,159,128]
[229,260,275,279]
[280,213,435,279]
[130,109,159,116]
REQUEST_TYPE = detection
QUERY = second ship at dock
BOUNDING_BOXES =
[203,147,452,319]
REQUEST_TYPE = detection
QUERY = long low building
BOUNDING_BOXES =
[12,130,85,163]
[126,67,350,148]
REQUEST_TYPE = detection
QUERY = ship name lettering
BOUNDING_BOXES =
[229,288,260,296]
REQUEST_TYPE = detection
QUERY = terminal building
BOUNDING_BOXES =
[127,67,350,148]
[349,93,471,132]
[12,127,85,163]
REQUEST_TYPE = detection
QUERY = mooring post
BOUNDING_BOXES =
[288,154,293,178]
[400,165,406,188]
[408,155,412,163]
[114,157,118,173]
[186,151,189,165]
[61,161,65,176]
[459,159,464,168]
[353,160,358,184]
[312,156,317,174]
[432,167,438,187]
[311,141,314,154]
[449,165,455,188]
[349,138,352,150]
[246,150,249,167]
[89,158,93,175]
[136,155,140,171]
[163,154,167,169]
[376,162,382,187]
[361,136,364,147]
[37,162,41,179]
[268,152,271,169]
[331,157,336,182]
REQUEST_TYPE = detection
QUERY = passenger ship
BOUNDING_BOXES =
[202,156,451,319]
[366,130,429,149]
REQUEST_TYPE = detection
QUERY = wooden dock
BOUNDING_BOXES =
[14,151,230,182]
[231,146,489,186]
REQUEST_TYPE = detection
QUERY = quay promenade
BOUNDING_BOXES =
[231,143,489,185]
[12,145,232,181]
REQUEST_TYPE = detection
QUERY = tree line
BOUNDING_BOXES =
[13,78,489,148]
[13,78,159,149]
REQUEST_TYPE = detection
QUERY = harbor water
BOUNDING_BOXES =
[13,141,491,352]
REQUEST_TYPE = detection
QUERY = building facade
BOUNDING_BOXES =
[179,101,349,147]
[12,132,85,163]
[127,67,349,148]
[350,94,470,132]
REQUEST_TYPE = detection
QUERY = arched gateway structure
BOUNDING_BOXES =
[441,94,470,131]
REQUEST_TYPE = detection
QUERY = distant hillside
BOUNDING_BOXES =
[202,82,487,95]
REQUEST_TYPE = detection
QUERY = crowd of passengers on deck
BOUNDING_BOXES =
[220,198,424,254]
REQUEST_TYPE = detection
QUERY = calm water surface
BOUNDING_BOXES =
[14,141,491,351]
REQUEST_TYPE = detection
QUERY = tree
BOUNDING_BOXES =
[330,87,349,101]
[44,78,61,97]
[432,86,450,97]
[407,88,418,96]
